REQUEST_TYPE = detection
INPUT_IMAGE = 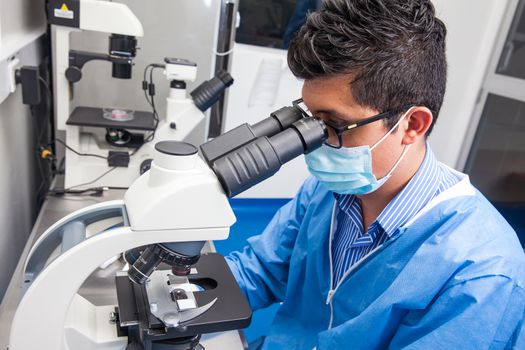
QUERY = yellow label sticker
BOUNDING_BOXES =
[55,3,74,20]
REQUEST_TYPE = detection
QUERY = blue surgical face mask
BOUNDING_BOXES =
[305,108,413,195]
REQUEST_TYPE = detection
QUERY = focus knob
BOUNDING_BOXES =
[65,66,82,83]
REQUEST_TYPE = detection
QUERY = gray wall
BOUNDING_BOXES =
[0,0,47,300]
[0,80,43,299]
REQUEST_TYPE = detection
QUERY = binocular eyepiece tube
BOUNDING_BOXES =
[207,117,327,197]
[200,106,305,165]
[200,104,328,198]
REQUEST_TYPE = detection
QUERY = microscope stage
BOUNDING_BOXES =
[67,106,156,131]
[116,253,252,341]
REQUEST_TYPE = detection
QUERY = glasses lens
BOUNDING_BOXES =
[294,99,341,147]
[324,125,341,148]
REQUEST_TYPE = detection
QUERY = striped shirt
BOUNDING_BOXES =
[331,144,461,287]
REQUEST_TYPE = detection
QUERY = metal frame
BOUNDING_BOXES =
[457,0,522,170]
[209,0,239,137]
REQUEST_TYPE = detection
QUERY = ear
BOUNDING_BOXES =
[401,106,433,145]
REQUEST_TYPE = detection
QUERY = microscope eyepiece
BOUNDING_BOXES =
[205,117,327,197]
[199,106,304,165]
[190,70,234,112]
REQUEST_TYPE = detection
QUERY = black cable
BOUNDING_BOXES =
[37,76,55,171]
[143,63,154,84]
[149,68,159,137]
[38,76,52,144]
[142,64,155,116]
[38,76,50,95]
[143,63,160,111]
[50,130,144,194]
[54,138,134,163]
[32,105,49,205]
[51,128,143,191]
[32,125,51,206]
[50,138,131,192]
[149,66,158,118]
[32,76,55,206]
[48,167,117,196]
[48,187,106,196]
[57,156,65,175]
[46,137,119,195]
[49,63,165,196]
[66,167,116,190]
[144,67,158,142]
[36,57,58,175]
[143,63,165,86]
[143,65,155,142]
[142,63,164,143]
[47,138,129,195]
[54,138,108,160]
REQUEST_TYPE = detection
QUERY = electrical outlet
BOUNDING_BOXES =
[7,56,21,93]
[0,55,21,104]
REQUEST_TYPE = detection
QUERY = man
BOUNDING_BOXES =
[226,0,525,349]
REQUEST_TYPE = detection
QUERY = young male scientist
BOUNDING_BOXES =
[226,0,525,349]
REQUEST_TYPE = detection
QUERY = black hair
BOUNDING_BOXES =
[287,0,447,134]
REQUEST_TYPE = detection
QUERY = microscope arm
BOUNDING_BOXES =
[10,158,235,350]
[66,50,133,83]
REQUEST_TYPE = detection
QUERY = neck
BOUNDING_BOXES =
[357,142,427,231]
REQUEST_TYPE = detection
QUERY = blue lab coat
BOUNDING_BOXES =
[226,173,525,349]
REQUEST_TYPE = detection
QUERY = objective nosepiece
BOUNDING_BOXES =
[109,34,137,79]
[127,243,203,284]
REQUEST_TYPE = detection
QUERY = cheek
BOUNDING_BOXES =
[371,152,389,176]
[370,138,400,175]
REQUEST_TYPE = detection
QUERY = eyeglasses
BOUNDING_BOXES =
[292,98,412,148]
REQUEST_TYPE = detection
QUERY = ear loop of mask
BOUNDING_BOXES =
[370,107,415,180]
[382,144,411,180]
[370,107,415,151]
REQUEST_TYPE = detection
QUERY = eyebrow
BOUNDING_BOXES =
[313,108,357,124]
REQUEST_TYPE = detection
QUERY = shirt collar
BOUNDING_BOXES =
[334,142,442,238]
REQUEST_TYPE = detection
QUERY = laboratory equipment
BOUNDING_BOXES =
[48,0,233,190]
[8,103,327,350]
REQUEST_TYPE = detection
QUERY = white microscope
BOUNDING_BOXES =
[9,102,328,350]
[49,0,233,190]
